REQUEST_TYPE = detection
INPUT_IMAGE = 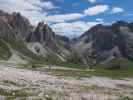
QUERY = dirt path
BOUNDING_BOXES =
[0,63,133,100]
[40,65,94,71]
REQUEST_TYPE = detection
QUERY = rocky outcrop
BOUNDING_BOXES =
[27,22,59,51]
[0,10,71,62]
[1,10,133,65]
[0,17,15,38]
[74,21,133,63]
[8,12,33,39]
[27,22,71,61]
[0,10,33,39]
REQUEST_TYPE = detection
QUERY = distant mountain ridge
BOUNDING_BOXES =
[0,10,33,39]
[0,10,133,67]
[0,10,70,64]
[73,21,133,65]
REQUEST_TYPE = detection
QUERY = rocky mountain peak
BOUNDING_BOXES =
[112,21,128,27]
[27,21,61,53]
[28,21,55,43]
[74,21,133,63]
[0,10,33,39]
[90,24,107,31]
[8,12,33,38]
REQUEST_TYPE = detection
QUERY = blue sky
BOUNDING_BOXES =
[47,0,133,22]
[0,0,133,37]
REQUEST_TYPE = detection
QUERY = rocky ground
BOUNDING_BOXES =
[0,63,133,100]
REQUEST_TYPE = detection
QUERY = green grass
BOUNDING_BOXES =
[45,96,53,100]
[3,37,64,65]
[119,94,133,100]
[0,36,90,68]
[20,55,133,78]
[50,60,133,78]
[5,38,46,63]
[51,67,133,78]
[0,88,29,98]
[0,36,65,66]
[1,35,133,79]
[56,62,87,69]
[0,39,11,60]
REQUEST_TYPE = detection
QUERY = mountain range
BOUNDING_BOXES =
[0,10,133,68]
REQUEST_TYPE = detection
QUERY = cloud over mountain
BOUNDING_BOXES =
[47,13,85,23]
[84,5,109,16]
[0,0,57,25]
[88,0,96,3]
[51,21,104,37]
[0,0,132,37]
[111,7,124,14]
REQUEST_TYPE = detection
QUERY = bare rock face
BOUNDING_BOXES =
[0,10,71,62]
[0,10,33,39]
[27,22,71,61]
[0,18,15,38]
[8,12,33,39]
[74,21,133,63]
[0,11,15,38]
[27,22,60,52]
[1,10,133,65]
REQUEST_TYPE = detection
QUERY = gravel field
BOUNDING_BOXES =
[0,63,133,100]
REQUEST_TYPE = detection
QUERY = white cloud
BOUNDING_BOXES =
[20,10,47,25]
[46,13,85,23]
[0,0,110,37]
[84,5,109,15]
[111,7,124,14]
[125,14,133,16]
[96,18,104,23]
[40,1,59,10]
[51,21,103,37]
[0,0,57,25]
[0,0,85,25]
[88,0,96,3]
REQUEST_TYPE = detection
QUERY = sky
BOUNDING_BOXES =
[0,0,133,37]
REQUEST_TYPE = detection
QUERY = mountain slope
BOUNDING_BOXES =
[73,21,133,65]
[0,10,71,64]
[0,10,47,64]
[0,39,11,60]
[0,10,33,39]
[27,22,71,62]
[1,10,133,67]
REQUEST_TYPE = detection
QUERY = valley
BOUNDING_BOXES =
[0,9,133,100]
